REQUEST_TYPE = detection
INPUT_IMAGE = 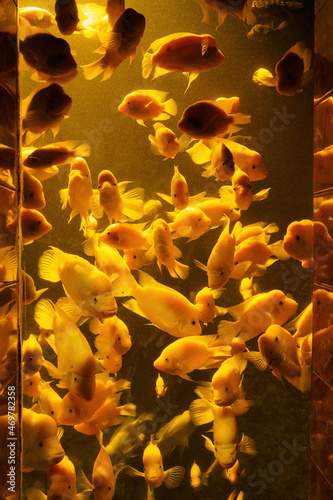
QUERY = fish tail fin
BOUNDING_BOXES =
[231,397,253,416]
[81,58,106,80]
[238,433,257,455]
[83,233,98,257]
[24,488,47,500]
[163,466,186,489]
[164,98,178,117]
[149,135,161,156]
[185,72,199,93]
[186,141,211,165]
[0,245,17,281]
[142,51,153,78]
[59,188,69,210]
[233,113,251,126]
[193,259,208,273]
[268,240,291,260]
[253,68,277,87]
[173,261,190,280]
[119,403,136,417]
[216,319,238,343]
[75,143,91,158]
[189,399,215,426]
[38,246,63,282]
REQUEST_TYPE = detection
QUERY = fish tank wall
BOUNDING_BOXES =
[1,0,329,499]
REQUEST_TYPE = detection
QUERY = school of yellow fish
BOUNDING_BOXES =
[0,0,329,499]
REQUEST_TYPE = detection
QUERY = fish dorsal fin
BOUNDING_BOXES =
[227,352,248,374]
[215,96,239,114]
[135,89,169,101]
[157,192,172,205]
[56,296,82,323]
[149,32,194,52]
[153,66,172,79]
[253,187,270,201]
[164,466,185,488]
[89,317,103,335]
[184,72,199,92]
[83,233,98,257]
[188,191,207,206]
[187,141,211,165]
[201,36,211,55]
[124,465,145,478]
[193,259,208,272]
[137,270,169,291]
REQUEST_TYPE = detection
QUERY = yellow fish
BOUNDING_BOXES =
[194,220,249,289]
[146,218,190,279]
[210,354,248,409]
[38,246,118,319]
[0,246,17,283]
[34,299,96,400]
[187,141,235,181]
[227,170,270,211]
[19,7,56,29]
[22,270,48,305]
[112,270,202,337]
[195,197,241,225]
[98,222,148,250]
[217,290,298,342]
[125,441,185,492]
[90,315,132,356]
[157,166,189,210]
[155,373,167,398]
[22,408,65,471]
[23,371,42,398]
[22,333,43,375]
[149,123,181,160]
[154,335,230,381]
[194,286,222,324]
[57,376,130,426]
[123,247,152,270]
[118,89,177,127]
[33,381,63,424]
[190,401,256,469]
[221,138,267,181]
[83,233,131,278]
[74,395,136,436]
[91,169,144,223]
[314,144,333,184]
[246,324,311,392]
[195,0,256,27]
[59,157,93,231]
[190,460,202,490]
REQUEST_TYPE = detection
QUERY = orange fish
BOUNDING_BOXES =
[23,141,90,168]
[143,32,225,90]
[178,97,250,139]
[118,89,177,127]
[194,0,256,27]
[6,208,52,244]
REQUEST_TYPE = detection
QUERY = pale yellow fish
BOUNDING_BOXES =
[23,371,42,398]
[98,222,148,250]
[190,401,256,469]
[187,141,235,181]
[217,290,298,342]
[59,157,93,231]
[23,168,45,209]
[91,169,144,223]
[168,206,212,242]
[84,233,131,278]
[57,376,130,426]
[38,246,118,319]
[211,354,248,408]
[145,218,190,279]
[195,197,241,225]
[19,7,56,28]
[227,170,270,211]
[153,335,230,381]
[125,441,185,491]
[90,315,131,356]
[221,138,267,181]
[34,299,96,400]
[112,271,202,337]
[190,460,202,490]
[6,208,52,245]
[22,333,43,375]
[33,381,63,424]
[155,373,167,398]
[149,123,180,160]
[47,455,77,499]
[152,410,196,457]
[194,286,220,323]
[22,408,65,471]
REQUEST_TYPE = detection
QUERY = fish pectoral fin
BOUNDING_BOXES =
[194,259,208,272]
[189,398,215,426]
[124,465,145,478]
[24,488,47,500]
[77,468,93,492]
[42,358,61,379]
[253,187,271,202]
[231,397,253,416]
[230,260,252,279]
[164,466,185,488]
[201,37,210,55]
[243,351,267,371]
[238,433,257,455]
[157,192,172,205]
[202,434,215,453]
[184,72,199,92]
[136,119,147,127]
[282,357,302,378]
[56,296,82,323]
[194,384,214,403]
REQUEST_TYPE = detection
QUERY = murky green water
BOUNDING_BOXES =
[20,1,313,499]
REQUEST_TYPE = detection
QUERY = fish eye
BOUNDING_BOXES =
[68,485,71,489]
[39,442,43,447]
[165,358,168,362]
[159,465,162,469]
[143,467,145,472]
[235,444,238,449]
[274,337,279,342]
[37,220,41,224]
[187,117,193,122]
[74,377,77,382]
[29,356,33,361]
[252,165,256,169]
[51,410,54,415]
[107,232,110,235]
[220,270,224,275]
[279,301,283,306]
[230,209,233,212]
[29,382,33,386]
[106,356,109,359]
[192,320,196,325]
[225,387,229,392]
[133,255,137,259]
[207,303,210,306]
[174,193,177,197]
[29,192,33,197]
[117,337,121,341]
[94,297,97,303]
[317,300,321,305]
[213,46,217,51]
[198,218,201,221]
[215,446,217,452]
[68,409,73,413]
[70,14,74,20]
[113,182,117,186]
[57,53,63,60]
[295,235,300,240]
[234,261,238,265]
